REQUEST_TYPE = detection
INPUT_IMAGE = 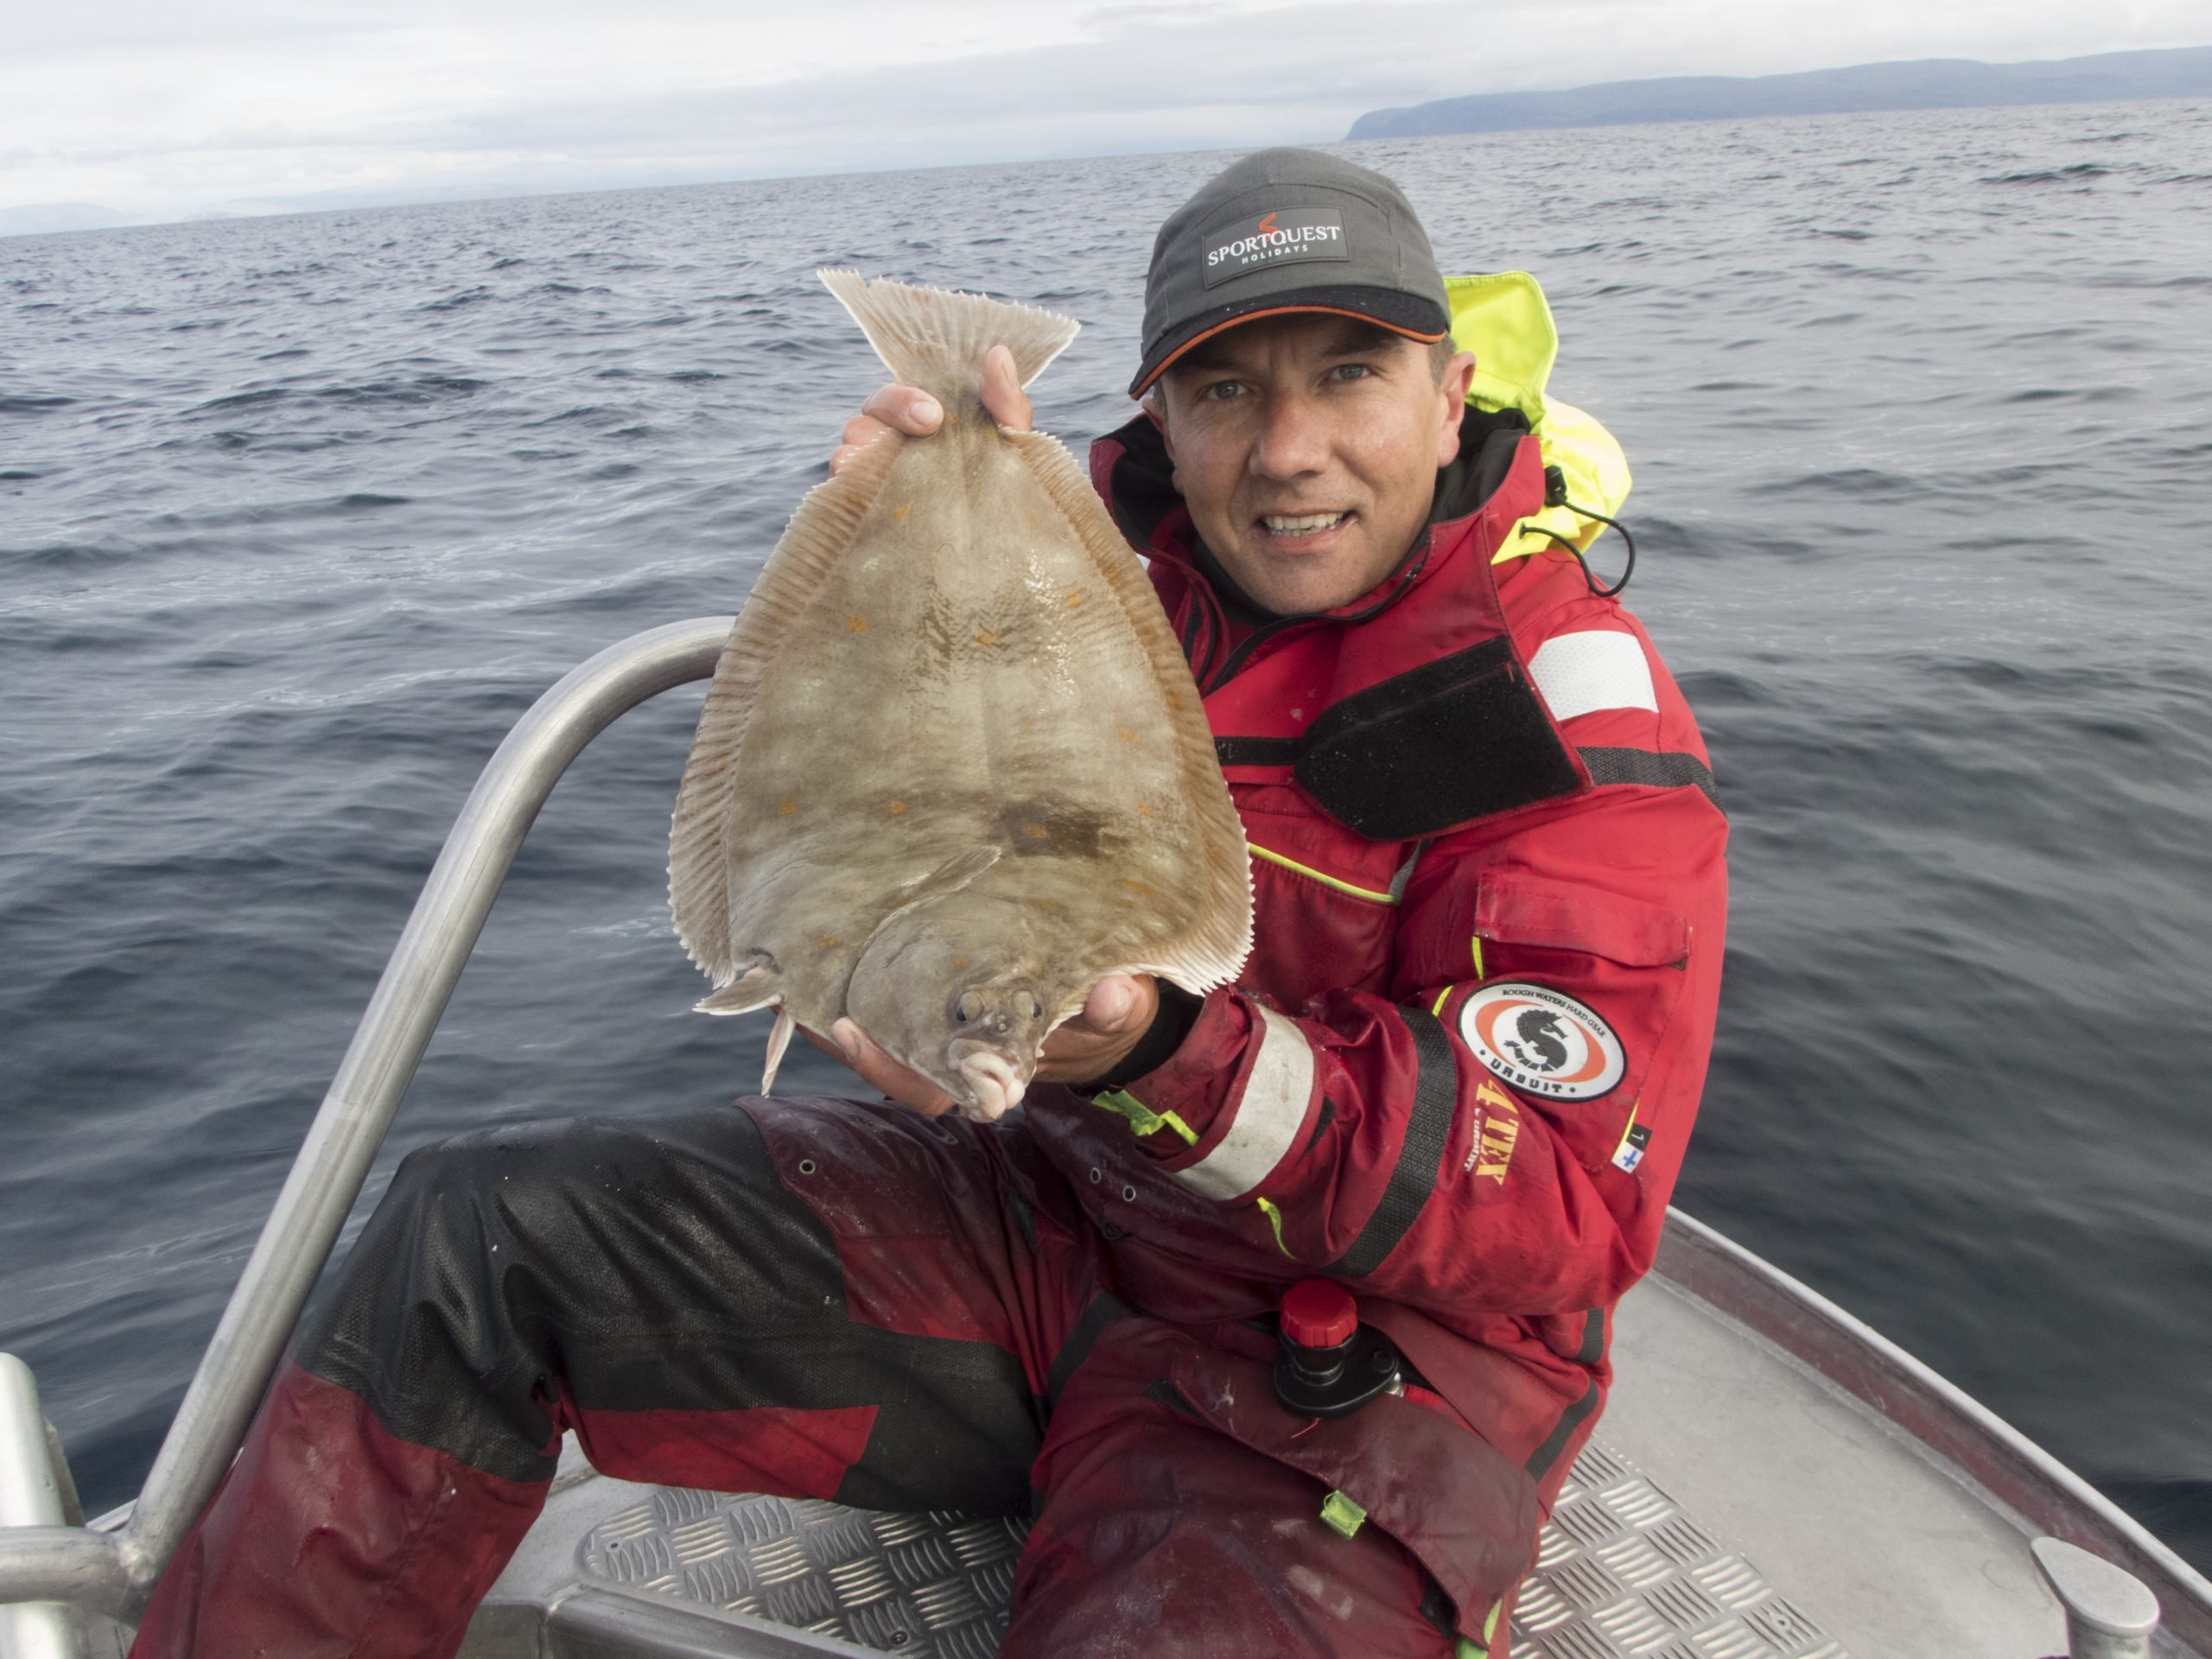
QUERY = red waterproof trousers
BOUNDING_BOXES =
[130,1096,1536,1658]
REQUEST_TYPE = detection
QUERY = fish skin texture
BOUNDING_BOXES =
[669,271,1251,1120]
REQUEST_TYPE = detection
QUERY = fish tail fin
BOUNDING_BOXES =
[820,270,1078,406]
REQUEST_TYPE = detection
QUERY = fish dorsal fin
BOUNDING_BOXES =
[820,270,1079,409]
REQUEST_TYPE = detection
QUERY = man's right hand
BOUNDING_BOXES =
[829,344,1033,474]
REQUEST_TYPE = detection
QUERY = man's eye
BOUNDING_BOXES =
[1327,362,1374,383]
[1198,379,1244,402]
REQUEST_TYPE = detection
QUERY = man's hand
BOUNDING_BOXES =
[809,1020,957,1117]
[801,974,1160,1117]
[829,344,1033,474]
[1035,975,1158,1086]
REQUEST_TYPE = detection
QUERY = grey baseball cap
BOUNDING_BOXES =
[1129,147,1451,397]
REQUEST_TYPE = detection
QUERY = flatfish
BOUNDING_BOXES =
[668,271,1252,1121]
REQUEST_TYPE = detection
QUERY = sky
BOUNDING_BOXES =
[4,0,2207,227]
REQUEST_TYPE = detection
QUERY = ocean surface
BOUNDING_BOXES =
[4,99,2210,1574]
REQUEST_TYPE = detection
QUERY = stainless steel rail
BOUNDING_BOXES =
[0,1356,87,1656]
[0,618,732,1624]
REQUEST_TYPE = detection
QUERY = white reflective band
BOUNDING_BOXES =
[1173,1006,1316,1202]
[1527,631,1658,723]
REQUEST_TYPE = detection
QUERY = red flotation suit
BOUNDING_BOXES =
[1014,397,1728,1637]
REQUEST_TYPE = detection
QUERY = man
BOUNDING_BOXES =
[130,148,1726,1658]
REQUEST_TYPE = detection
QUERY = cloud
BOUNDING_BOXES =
[3,0,2206,226]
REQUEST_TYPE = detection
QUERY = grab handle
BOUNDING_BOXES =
[2035,1535,2161,1659]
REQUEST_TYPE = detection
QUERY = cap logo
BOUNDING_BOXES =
[1202,207,1348,289]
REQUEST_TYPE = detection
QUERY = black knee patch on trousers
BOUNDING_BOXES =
[294,1109,1039,1512]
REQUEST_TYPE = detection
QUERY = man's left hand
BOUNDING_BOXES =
[1035,974,1158,1085]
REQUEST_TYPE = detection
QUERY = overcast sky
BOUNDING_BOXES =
[5,0,2206,226]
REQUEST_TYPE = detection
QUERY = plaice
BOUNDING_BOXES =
[668,271,1252,1122]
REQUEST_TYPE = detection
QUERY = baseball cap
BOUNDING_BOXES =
[1129,147,1451,397]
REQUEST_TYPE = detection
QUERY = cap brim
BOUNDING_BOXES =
[1129,286,1450,397]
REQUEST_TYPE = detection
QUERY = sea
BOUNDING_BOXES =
[4,98,2210,1573]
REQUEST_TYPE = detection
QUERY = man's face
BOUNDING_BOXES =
[1153,315,1478,616]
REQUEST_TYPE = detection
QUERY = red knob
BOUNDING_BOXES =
[1280,1278,1357,1349]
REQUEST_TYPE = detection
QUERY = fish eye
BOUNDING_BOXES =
[1023,993,1043,1020]
[955,990,985,1024]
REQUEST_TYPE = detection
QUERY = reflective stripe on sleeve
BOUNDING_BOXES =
[1528,631,1657,722]
[1171,1005,1315,1202]
[1329,1004,1458,1276]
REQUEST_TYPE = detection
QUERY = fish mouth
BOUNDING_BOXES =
[950,1046,1028,1123]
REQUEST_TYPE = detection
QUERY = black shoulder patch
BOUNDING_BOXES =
[1577,747,1722,813]
[1294,639,1586,839]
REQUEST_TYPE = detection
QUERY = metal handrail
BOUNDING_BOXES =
[0,617,733,1622]
[0,1356,84,1653]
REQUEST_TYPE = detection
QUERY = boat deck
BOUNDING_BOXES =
[1602,1268,2049,1657]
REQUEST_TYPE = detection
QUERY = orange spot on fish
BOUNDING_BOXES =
[1117,728,1139,742]
[953,957,969,969]
[893,503,912,520]
[975,628,998,647]
[847,614,868,632]
[888,800,906,814]
[1023,823,1048,839]
[1135,800,1153,817]
[778,798,798,816]
[1122,879,1152,896]
[819,934,838,949]
[1065,591,1084,608]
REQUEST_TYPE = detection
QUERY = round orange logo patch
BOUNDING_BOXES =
[1459,982,1625,1102]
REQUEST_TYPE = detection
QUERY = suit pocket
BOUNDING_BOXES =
[1461,874,1693,1175]
[1167,1340,1540,1639]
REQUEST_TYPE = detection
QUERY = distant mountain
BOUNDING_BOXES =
[0,202,131,238]
[1347,45,2212,140]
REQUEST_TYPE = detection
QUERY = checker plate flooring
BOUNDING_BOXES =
[578,1440,1847,1658]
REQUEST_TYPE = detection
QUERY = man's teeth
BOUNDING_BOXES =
[1262,512,1346,535]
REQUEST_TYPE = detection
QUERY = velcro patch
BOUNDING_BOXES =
[1458,982,1625,1102]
